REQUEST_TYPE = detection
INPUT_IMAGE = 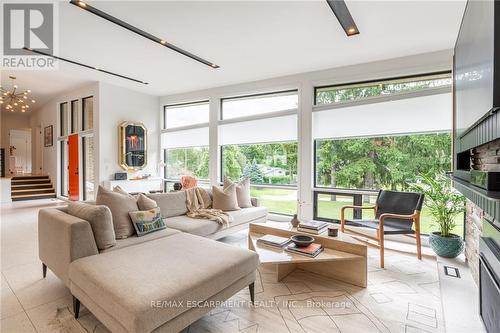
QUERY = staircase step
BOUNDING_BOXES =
[11,175,49,180]
[11,184,53,190]
[10,175,56,201]
[11,192,56,201]
[11,188,55,195]
[11,179,51,185]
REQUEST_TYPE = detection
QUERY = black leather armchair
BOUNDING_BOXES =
[340,190,424,268]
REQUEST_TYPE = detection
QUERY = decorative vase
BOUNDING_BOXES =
[428,232,464,258]
[290,214,300,228]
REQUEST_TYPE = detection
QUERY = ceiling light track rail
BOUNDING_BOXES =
[23,47,148,85]
[69,0,219,69]
[326,0,359,36]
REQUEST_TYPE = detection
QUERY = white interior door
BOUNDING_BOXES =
[9,129,32,174]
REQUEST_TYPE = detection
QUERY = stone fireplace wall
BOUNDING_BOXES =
[465,200,483,284]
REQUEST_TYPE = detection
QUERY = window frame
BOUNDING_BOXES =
[82,95,93,131]
[163,100,210,130]
[70,99,79,134]
[59,102,68,137]
[313,71,452,106]
[220,89,299,121]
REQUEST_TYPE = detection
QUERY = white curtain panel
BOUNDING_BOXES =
[161,126,209,149]
[219,114,298,145]
[313,92,452,140]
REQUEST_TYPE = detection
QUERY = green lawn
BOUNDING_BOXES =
[250,187,464,235]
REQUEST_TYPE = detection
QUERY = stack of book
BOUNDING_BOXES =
[256,235,291,248]
[285,243,323,257]
[297,221,329,234]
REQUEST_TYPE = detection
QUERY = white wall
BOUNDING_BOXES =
[159,49,453,220]
[98,82,160,182]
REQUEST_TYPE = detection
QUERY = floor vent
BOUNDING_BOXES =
[444,265,461,278]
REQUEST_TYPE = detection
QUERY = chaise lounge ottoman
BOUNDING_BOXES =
[68,232,259,333]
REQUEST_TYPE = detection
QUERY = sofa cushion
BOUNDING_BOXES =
[69,233,258,333]
[165,206,267,237]
[129,207,166,237]
[136,193,157,210]
[113,185,134,198]
[146,192,188,218]
[100,228,180,253]
[212,184,240,211]
[225,206,267,223]
[67,202,116,250]
[96,186,138,239]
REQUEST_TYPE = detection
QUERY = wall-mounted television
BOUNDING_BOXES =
[454,0,500,144]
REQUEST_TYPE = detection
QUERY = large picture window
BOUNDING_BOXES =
[162,100,210,182]
[219,90,299,215]
[312,72,461,235]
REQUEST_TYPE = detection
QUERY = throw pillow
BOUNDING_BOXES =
[223,177,252,208]
[137,193,158,210]
[181,175,198,189]
[67,202,116,250]
[212,184,240,211]
[146,191,188,218]
[198,187,212,209]
[128,207,166,237]
[113,185,134,198]
[96,185,138,239]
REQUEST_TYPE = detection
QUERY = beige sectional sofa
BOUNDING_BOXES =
[38,191,267,333]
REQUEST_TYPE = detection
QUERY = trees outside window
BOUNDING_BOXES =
[315,73,451,105]
[222,142,298,215]
[315,133,452,191]
[222,142,298,185]
[165,147,209,180]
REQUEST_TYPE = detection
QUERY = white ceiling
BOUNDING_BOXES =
[1,0,466,113]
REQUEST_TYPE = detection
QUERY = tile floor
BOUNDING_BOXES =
[0,199,485,333]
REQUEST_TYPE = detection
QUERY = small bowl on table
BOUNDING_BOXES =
[291,235,315,247]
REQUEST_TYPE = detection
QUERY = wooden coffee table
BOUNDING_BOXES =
[248,222,367,287]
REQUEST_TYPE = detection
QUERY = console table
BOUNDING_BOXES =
[103,177,163,193]
[248,221,367,287]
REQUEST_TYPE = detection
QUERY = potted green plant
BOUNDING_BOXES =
[411,173,466,258]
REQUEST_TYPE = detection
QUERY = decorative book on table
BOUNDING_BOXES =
[285,243,323,257]
[257,235,291,248]
[296,227,327,235]
[298,221,328,230]
[297,221,328,234]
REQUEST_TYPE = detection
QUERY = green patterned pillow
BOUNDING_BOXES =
[128,207,166,236]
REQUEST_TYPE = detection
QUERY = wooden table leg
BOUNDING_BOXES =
[276,263,297,282]
[297,258,367,288]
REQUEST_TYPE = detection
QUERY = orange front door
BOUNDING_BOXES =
[68,134,79,200]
